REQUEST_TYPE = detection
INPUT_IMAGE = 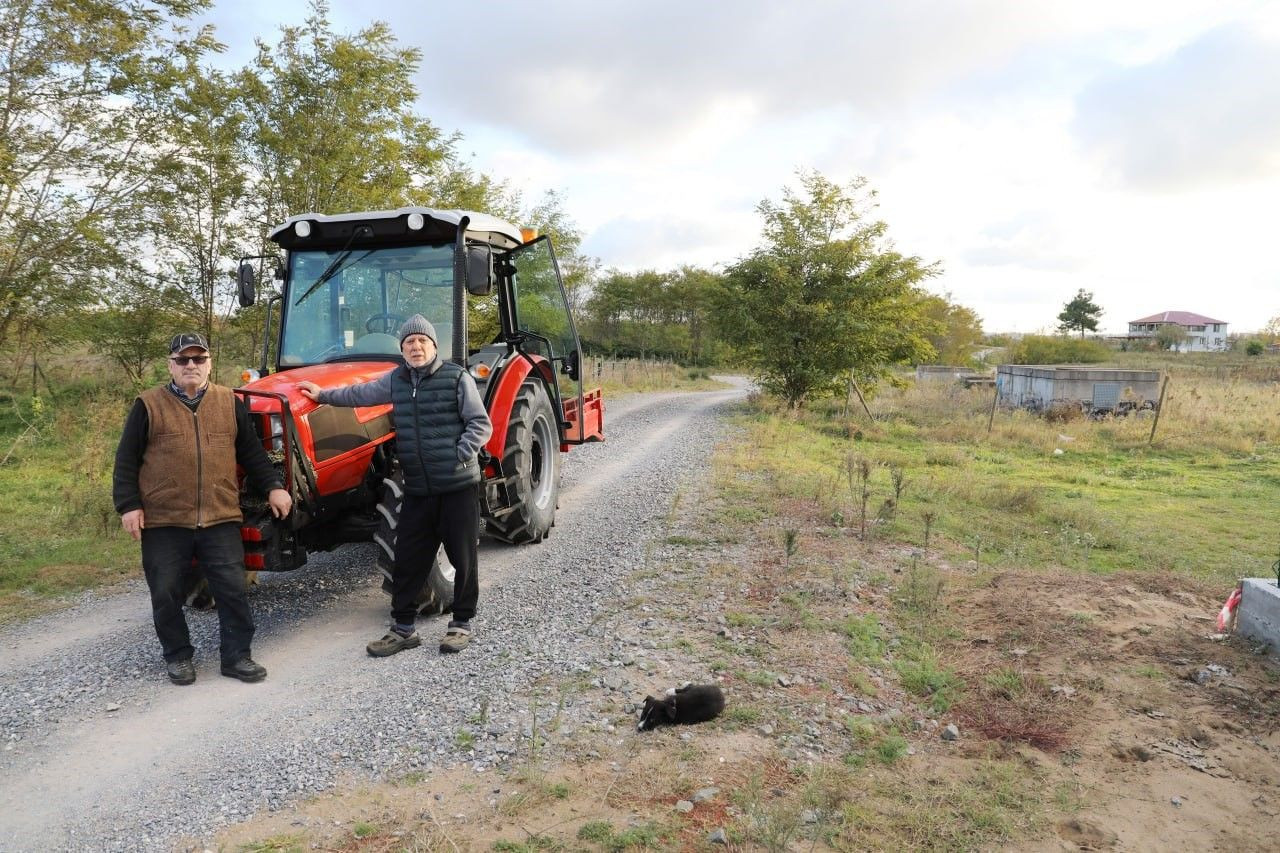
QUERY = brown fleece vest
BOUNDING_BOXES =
[138,384,241,528]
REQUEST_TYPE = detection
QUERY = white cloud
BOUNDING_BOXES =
[1073,23,1280,189]
[199,0,1280,333]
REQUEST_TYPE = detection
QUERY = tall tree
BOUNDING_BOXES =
[1057,289,1103,338]
[238,1,500,235]
[1262,314,1280,345]
[81,275,192,384]
[524,190,597,317]
[721,171,937,408]
[0,0,215,349]
[143,66,250,347]
[667,266,730,365]
[915,291,984,365]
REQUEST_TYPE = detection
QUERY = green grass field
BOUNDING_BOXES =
[719,356,1280,585]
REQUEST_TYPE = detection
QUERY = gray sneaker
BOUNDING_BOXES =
[439,624,472,653]
[367,630,421,657]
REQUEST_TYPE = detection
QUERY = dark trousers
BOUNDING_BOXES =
[391,486,479,626]
[140,522,253,665]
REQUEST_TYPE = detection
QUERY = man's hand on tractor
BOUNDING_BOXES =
[121,509,144,541]
[296,380,320,401]
[267,488,293,519]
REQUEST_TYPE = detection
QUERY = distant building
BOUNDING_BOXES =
[1126,311,1228,352]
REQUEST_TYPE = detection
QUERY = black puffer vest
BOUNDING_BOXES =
[391,361,480,496]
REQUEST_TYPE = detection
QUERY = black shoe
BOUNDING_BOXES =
[166,659,196,685]
[220,658,267,683]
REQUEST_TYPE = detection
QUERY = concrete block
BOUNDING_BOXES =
[1237,578,1280,650]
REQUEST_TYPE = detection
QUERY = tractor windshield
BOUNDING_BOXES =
[280,243,456,365]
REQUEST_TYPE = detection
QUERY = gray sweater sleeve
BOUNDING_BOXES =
[314,372,395,407]
[455,372,494,461]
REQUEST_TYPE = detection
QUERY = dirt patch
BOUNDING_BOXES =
[948,570,1280,850]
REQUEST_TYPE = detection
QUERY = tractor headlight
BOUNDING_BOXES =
[406,212,425,230]
[268,414,284,451]
[294,220,311,238]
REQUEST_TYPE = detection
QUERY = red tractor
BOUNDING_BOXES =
[231,208,602,613]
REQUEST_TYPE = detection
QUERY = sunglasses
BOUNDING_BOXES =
[170,355,210,366]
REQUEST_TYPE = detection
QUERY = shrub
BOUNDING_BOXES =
[1003,335,1109,365]
[1246,340,1264,356]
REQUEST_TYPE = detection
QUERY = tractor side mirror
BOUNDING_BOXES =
[237,263,256,308]
[465,246,493,295]
[562,349,580,381]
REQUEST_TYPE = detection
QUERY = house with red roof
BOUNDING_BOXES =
[1126,311,1228,352]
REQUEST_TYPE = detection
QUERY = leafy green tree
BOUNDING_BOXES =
[82,277,192,384]
[238,1,500,236]
[1261,315,1280,345]
[584,270,668,357]
[667,266,731,365]
[1154,324,1190,352]
[721,171,937,408]
[580,265,728,363]
[524,190,597,317]
[0,0,215,349]
[915,291,984,365]
[143,65,251,347]
[1057,289,1103,338]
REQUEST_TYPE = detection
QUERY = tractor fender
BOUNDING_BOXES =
[485,354,556,457]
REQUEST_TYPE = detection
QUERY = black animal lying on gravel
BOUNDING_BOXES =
[637,683,725,731]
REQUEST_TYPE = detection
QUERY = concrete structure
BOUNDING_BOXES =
[1126,311,1228,352]
[915,365,980,383]
[995,365,1162,414]
[1237,579,1280,652]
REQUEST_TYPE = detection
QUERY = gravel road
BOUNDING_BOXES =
[0,379,748,852]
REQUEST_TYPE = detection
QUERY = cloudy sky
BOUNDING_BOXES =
[200,1,1280,334]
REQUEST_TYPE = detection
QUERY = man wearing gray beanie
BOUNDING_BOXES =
[297,314,492,654]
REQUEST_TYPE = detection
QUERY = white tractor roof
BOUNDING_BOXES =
[269,207,524,247]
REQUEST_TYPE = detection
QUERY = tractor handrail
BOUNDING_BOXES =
[233,388,318,516]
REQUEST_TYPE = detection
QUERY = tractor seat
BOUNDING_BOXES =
[350,332,399,355]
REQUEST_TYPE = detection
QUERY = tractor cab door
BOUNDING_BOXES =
[505,236,591,442]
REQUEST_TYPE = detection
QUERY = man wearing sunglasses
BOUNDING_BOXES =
[113,333,292,685]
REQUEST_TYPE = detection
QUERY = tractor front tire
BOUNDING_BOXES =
[374,469,455,615]
[487,379,560,544]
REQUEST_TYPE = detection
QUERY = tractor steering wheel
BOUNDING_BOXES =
[365,313,406,334]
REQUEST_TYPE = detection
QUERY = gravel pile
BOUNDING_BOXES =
[0,382,746,852]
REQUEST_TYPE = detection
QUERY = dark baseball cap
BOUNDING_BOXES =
[169,333,210,354]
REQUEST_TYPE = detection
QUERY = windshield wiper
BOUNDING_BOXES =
[294,225,375,306]
[294,249,375,306]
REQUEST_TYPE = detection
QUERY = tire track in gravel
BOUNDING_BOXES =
[0,379,748,852]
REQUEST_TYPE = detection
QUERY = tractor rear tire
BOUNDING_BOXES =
[374,469,455,615]
[487,379,560,544]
